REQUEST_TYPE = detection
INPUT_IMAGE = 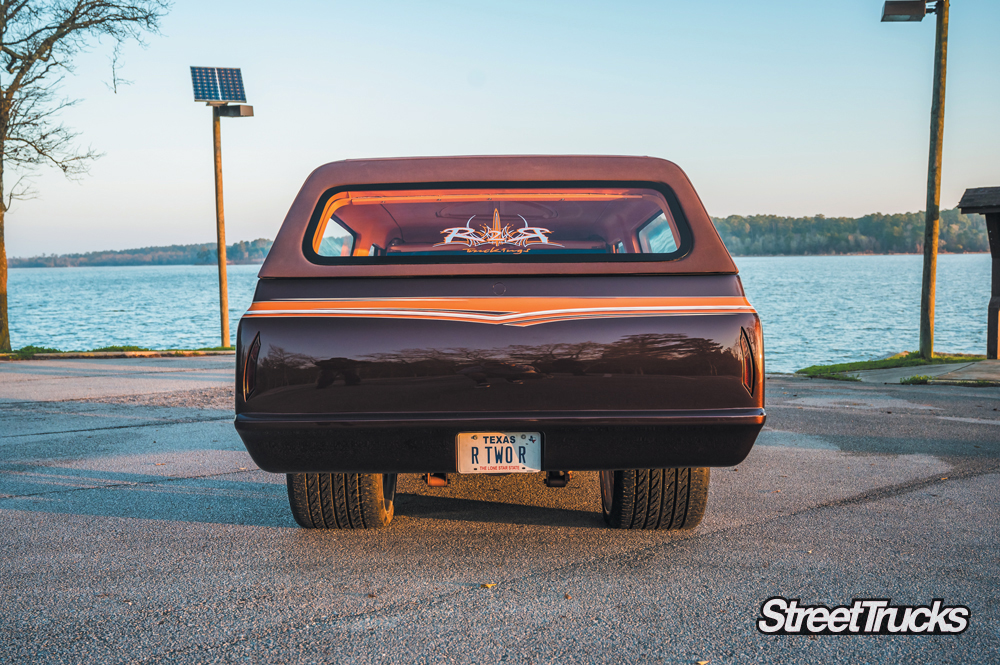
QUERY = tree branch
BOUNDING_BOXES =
[0,0,169,209]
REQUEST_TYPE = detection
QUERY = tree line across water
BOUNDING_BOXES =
[10,238,274,267]
[713,208,987,255]
[8,209,989,267]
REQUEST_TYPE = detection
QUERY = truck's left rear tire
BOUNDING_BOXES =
[599,468,709,530]
[286,472,397,529]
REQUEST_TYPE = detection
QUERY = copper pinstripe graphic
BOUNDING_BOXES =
[244,296,755,327]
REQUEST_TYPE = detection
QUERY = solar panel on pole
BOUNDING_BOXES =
[191,67,246,104]
[190,66,220,102]
[215,68,247,103]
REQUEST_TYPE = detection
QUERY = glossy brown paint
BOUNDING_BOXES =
[234,274,764,473]
[240,314,759,413]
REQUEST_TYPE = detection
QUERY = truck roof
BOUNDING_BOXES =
[260,155,738,278]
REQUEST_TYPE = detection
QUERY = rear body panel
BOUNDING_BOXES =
[235,275,764,473]
[233,156,765,474]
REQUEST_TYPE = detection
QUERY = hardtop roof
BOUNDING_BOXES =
[260,155,738,277]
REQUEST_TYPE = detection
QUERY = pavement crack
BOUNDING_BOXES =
[781,462,1000,513]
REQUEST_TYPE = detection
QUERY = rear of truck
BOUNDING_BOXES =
[233,156,764,530]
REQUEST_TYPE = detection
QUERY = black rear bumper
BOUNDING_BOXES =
[234,409,765,473]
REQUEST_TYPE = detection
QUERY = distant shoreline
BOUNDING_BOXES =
[734,250,989,257]
[9,239,273,268]
[10,260,265,268]
[8,208,989,267]
[8,251,990,268]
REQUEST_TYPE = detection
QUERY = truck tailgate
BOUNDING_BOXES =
[235,274,764,472]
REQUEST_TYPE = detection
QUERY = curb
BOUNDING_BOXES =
[0,350,235,361]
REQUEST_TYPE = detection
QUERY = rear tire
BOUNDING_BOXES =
[599,468,709,530]
[286,472,397,529]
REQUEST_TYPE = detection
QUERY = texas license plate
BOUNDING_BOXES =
[456,432,542,474]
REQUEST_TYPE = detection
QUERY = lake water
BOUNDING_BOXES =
[736,254,989,372]
[6,254,990,373]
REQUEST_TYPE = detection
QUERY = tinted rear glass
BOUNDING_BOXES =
[306,186,687,264]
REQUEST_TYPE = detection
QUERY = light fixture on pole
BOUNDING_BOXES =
[881,1,928,21]
[190,66,254,349]
[881,0,948,360]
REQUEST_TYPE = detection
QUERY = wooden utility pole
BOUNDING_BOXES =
[192,67,251,349]
[212,106,230,349]
[919,0,949,359]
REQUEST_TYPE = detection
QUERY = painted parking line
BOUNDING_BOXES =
[936,416,1000,426]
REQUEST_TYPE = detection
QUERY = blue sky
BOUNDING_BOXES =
[7,0,1000,256]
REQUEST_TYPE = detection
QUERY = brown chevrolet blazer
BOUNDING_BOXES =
[234,155,764,530]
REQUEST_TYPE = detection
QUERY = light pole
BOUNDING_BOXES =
[881,0,949,360]
[190,67,253,348]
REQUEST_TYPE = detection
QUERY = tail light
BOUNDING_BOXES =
[740,328,756,396]
[243,332,261,400]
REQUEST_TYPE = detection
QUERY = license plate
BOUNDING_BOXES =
[456,432,541,474]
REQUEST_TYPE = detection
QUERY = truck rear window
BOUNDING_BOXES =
[306,186,688,264]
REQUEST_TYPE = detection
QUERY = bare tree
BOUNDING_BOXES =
[0,0,168,351]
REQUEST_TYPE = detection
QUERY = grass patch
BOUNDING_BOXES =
[931,379,1000,387]
[900,375,932,385]
[165,346,236,355]
[797,351,984,377]
[6,345,64,359]
[89,345,152,352]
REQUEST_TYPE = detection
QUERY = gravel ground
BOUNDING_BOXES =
[78,385,235,411]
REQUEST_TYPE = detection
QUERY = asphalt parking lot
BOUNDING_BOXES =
[1,357,998,664]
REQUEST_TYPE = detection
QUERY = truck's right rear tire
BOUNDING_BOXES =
[599,468,709,530]
[286,472,396,529]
